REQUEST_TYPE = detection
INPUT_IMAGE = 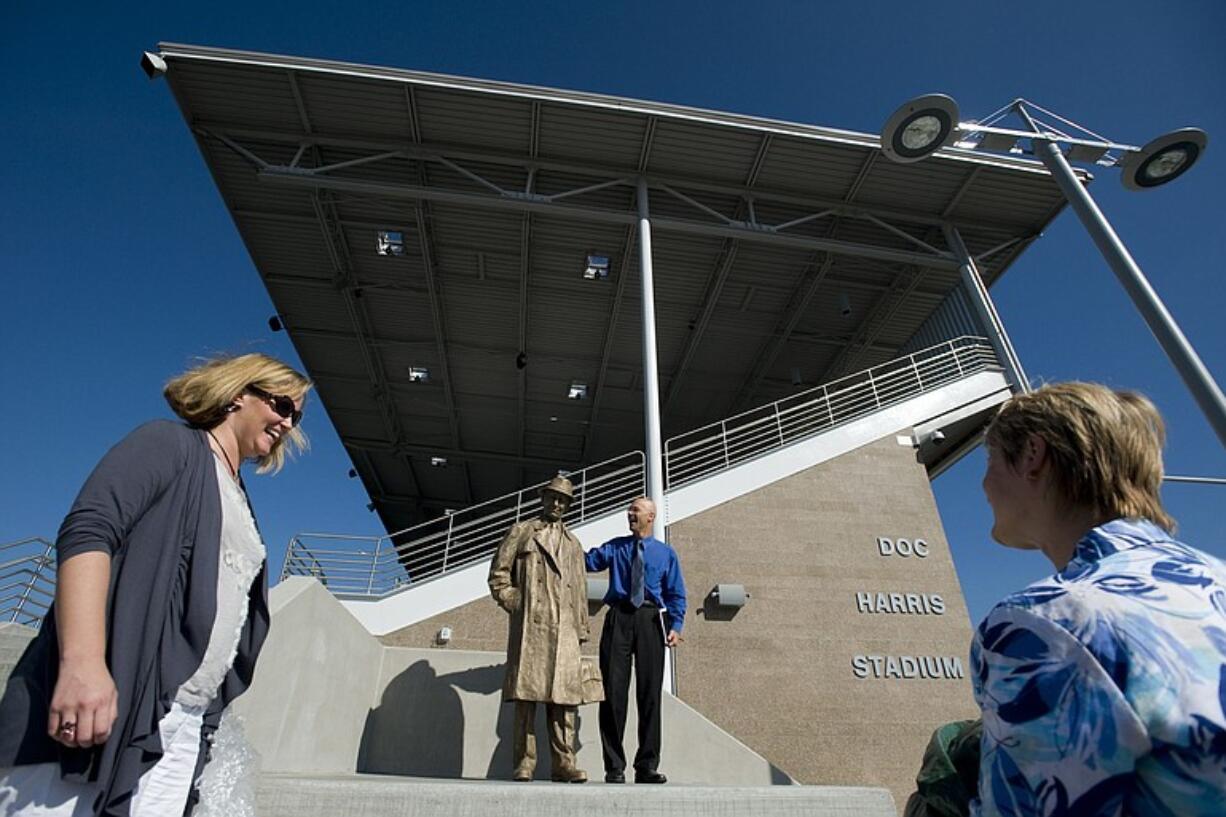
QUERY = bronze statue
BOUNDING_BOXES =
[488,476,590,783]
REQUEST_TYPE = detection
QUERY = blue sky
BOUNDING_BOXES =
[2,1,1223,624]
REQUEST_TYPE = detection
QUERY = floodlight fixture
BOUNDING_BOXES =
[880,94,960,163]
[430,456,448,467]
[408,366,430,383]
[376,230,406,256]
[1119,128,1207,191]
[567,383,588,400]
[583,254,611,280]
[886,94,1223,445]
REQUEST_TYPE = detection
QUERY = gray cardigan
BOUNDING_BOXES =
[0,420,271,816]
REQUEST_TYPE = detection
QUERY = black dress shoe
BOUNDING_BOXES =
[604,771,626,784]
[634,770,667,784]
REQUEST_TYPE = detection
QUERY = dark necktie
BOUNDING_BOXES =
[630,538,645,608]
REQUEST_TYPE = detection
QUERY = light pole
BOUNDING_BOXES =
[880,96,1226,448]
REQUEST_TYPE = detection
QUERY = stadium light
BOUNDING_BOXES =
[880,96,1225,447]
[1120,128,1207,191]
[880,95,960,164]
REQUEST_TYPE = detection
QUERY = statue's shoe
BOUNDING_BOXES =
[512,766,534,782]
[551,766,588,783]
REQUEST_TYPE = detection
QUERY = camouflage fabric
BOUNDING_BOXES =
[902,719,981,817]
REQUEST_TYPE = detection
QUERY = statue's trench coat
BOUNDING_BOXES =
[488,519,589,705]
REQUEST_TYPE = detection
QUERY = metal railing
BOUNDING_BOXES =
[1,537,56,628]
[282,450,645,598]
[664,336,1000,488]
[281,337,998,600]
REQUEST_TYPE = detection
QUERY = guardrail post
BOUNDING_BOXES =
[366,537,382,595]
[774,405,785,446]
[719,421,731,469]
[912,355,924,391]
[441,512,456,572]
[514,489,523,523]
[868,370,880,407]
[281,536,297,583]
[579,467,586,520]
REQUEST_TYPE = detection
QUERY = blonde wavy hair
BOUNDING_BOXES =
[164,353,313,474]
[985,382,1174,531]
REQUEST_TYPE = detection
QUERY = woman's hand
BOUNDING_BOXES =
[48,657,118,748]
[49,550,115,748]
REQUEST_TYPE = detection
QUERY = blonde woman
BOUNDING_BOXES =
[0,354,311,817]
[971,383,1226,816]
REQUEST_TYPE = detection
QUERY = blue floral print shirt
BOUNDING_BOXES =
[970,518,1226,817]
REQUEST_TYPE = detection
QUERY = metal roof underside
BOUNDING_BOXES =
[155,43,1075,533]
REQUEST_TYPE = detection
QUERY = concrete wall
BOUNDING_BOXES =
[240,577,789,785]
[0,622,38,688]
[667,431,979,807]
[232,577,385,773]
[358,646,790,784]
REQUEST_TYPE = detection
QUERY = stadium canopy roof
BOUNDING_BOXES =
[150,43,1078,533]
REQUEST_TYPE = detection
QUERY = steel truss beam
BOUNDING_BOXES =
[283,73,426,505]
[198,123,1014,233]
[660,131,773,414]
[255,169,959,271]
[201,127,965,271]
[662,239,739,413]
[345,437,581,469]
[406,85,474,505]
[732,148,884,411]
[581,116,655,463]
[310,189,427,501]
[818,170,985,380]
[515,100,541,481]
[731,253,834,412]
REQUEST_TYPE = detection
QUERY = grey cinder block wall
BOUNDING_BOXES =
[387,431,979,808]
[667,431,978,805]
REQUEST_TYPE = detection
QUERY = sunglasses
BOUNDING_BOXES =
[247,386,303,427]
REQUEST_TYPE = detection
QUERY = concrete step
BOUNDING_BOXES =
[256,773,896,817]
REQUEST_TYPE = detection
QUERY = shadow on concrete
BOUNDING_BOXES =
[359,660,593,781]
[769,762,793,785]
[358,660,497,778]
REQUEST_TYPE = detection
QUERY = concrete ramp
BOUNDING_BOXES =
[256,774,896,817]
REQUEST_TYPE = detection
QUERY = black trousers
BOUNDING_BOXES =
[598,602,665,774]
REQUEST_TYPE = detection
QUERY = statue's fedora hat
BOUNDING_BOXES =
[540,475,574,499]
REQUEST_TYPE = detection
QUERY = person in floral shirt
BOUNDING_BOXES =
[971,382,1226,817]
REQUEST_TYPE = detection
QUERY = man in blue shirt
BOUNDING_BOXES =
[584,497,687,784]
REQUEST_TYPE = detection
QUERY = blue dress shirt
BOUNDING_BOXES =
[585,535,687,633]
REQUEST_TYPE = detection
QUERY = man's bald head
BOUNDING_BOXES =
[627,497,656,538]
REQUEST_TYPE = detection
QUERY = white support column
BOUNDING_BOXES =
[636,178,667,533]
[637,180,675,696]
[944,225,1030,393]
